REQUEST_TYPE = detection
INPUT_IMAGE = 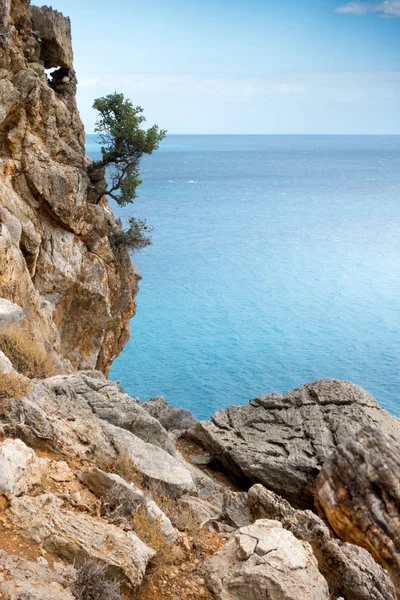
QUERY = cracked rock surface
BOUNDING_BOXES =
[205,518,330,600]
[191,379,400,508]
[316,426,400,597]
[0,0,138,373]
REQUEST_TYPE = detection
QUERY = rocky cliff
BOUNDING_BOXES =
[0,0,138,374]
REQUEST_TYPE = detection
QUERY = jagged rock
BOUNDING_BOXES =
[316,426,400,596]
[107,423,196,498]
[0,550,76,600]
[78,467,177,544]
[3,374,196,498]
[0,0,138,374]
[248,483,396,600]
[0,298,23,324]
[0,438,47,499]
[143,396,198,432]
[191,379,400,508]
[73,371,169,447]
[9,493,155,587]
[30,5,73,69]
[205,519,330,600]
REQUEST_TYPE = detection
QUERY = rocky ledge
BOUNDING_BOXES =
[0,372,398,600]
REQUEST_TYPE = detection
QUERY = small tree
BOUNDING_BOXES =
[92,92,166,206]
[92,93,166,252]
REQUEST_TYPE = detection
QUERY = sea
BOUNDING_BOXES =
[85,134,400,420]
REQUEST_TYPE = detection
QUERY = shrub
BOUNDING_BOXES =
[131,505,166,555]
[0,322,58,379]
[0,371,30,399]
[110,217,153,253]
[71,560,121,600]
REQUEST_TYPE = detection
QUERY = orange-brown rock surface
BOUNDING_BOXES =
[0,0,138,373]
[316,426,400,596]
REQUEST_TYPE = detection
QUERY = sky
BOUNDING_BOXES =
[34,0,400,134]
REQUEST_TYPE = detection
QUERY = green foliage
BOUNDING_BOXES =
[92,92,166,206]
[111,217,153,253]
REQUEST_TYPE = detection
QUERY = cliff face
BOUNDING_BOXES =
[0,0,138,373]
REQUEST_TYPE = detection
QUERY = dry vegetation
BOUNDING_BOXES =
[0,322,58,379]
[0,371,30,399]
[72,560,122,600]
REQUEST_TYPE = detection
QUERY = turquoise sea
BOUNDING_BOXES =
[86,135,400,419]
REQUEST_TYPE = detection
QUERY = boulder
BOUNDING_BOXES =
[191,379,400,508]
[316,426,400,596]
[0,550,76,600]
[74,372,169,447]
[205,519,330,600]
[0,438,47,499]
[248,484,396,600]
[9,493,155,588]
[0,298,23,325]
[107,423,196,498]
[143,396,198,432]
[3,375,196,498]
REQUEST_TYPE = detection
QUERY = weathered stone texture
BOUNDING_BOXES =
[316,426,400,596]
[205,519,330,600]
[191,379,400,508]
[0,0,138,374]
[248,484,396,600]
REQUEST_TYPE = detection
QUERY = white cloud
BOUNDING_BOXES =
[335,0,400,16]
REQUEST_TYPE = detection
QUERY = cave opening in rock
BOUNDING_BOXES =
[45,67,71,92]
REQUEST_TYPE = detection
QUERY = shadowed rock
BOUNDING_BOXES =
[191,379,400,508]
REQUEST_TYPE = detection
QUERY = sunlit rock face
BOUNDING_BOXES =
[0,0,138,373]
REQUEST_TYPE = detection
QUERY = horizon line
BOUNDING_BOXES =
[85,132,400,137]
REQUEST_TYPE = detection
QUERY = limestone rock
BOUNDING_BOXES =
[3,374,196,498]
[30,5,73,69]
[0,298,23,324]
[74,371,169,447]
[205,519,330,600]
[107,423,196,498]
[191,379,400,508]
[0,349,13,373]
[0,0,138,374]
[78,467,178,544]
[0,550,76,600]
[143,396,198,432]
[248,483,396,600]
[222,490,252,528]
[9,493,155,587]
[0,438,47,498]
[316,426,400,596]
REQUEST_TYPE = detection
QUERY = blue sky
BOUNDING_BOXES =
[35,0,400,133]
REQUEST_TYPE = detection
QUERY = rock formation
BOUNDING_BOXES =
[316,426,400,597]
[1,2,400,600]
[0,0,138,374]
[205,519,330,600]
[190,378,400,508]
[247,483,396,600]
